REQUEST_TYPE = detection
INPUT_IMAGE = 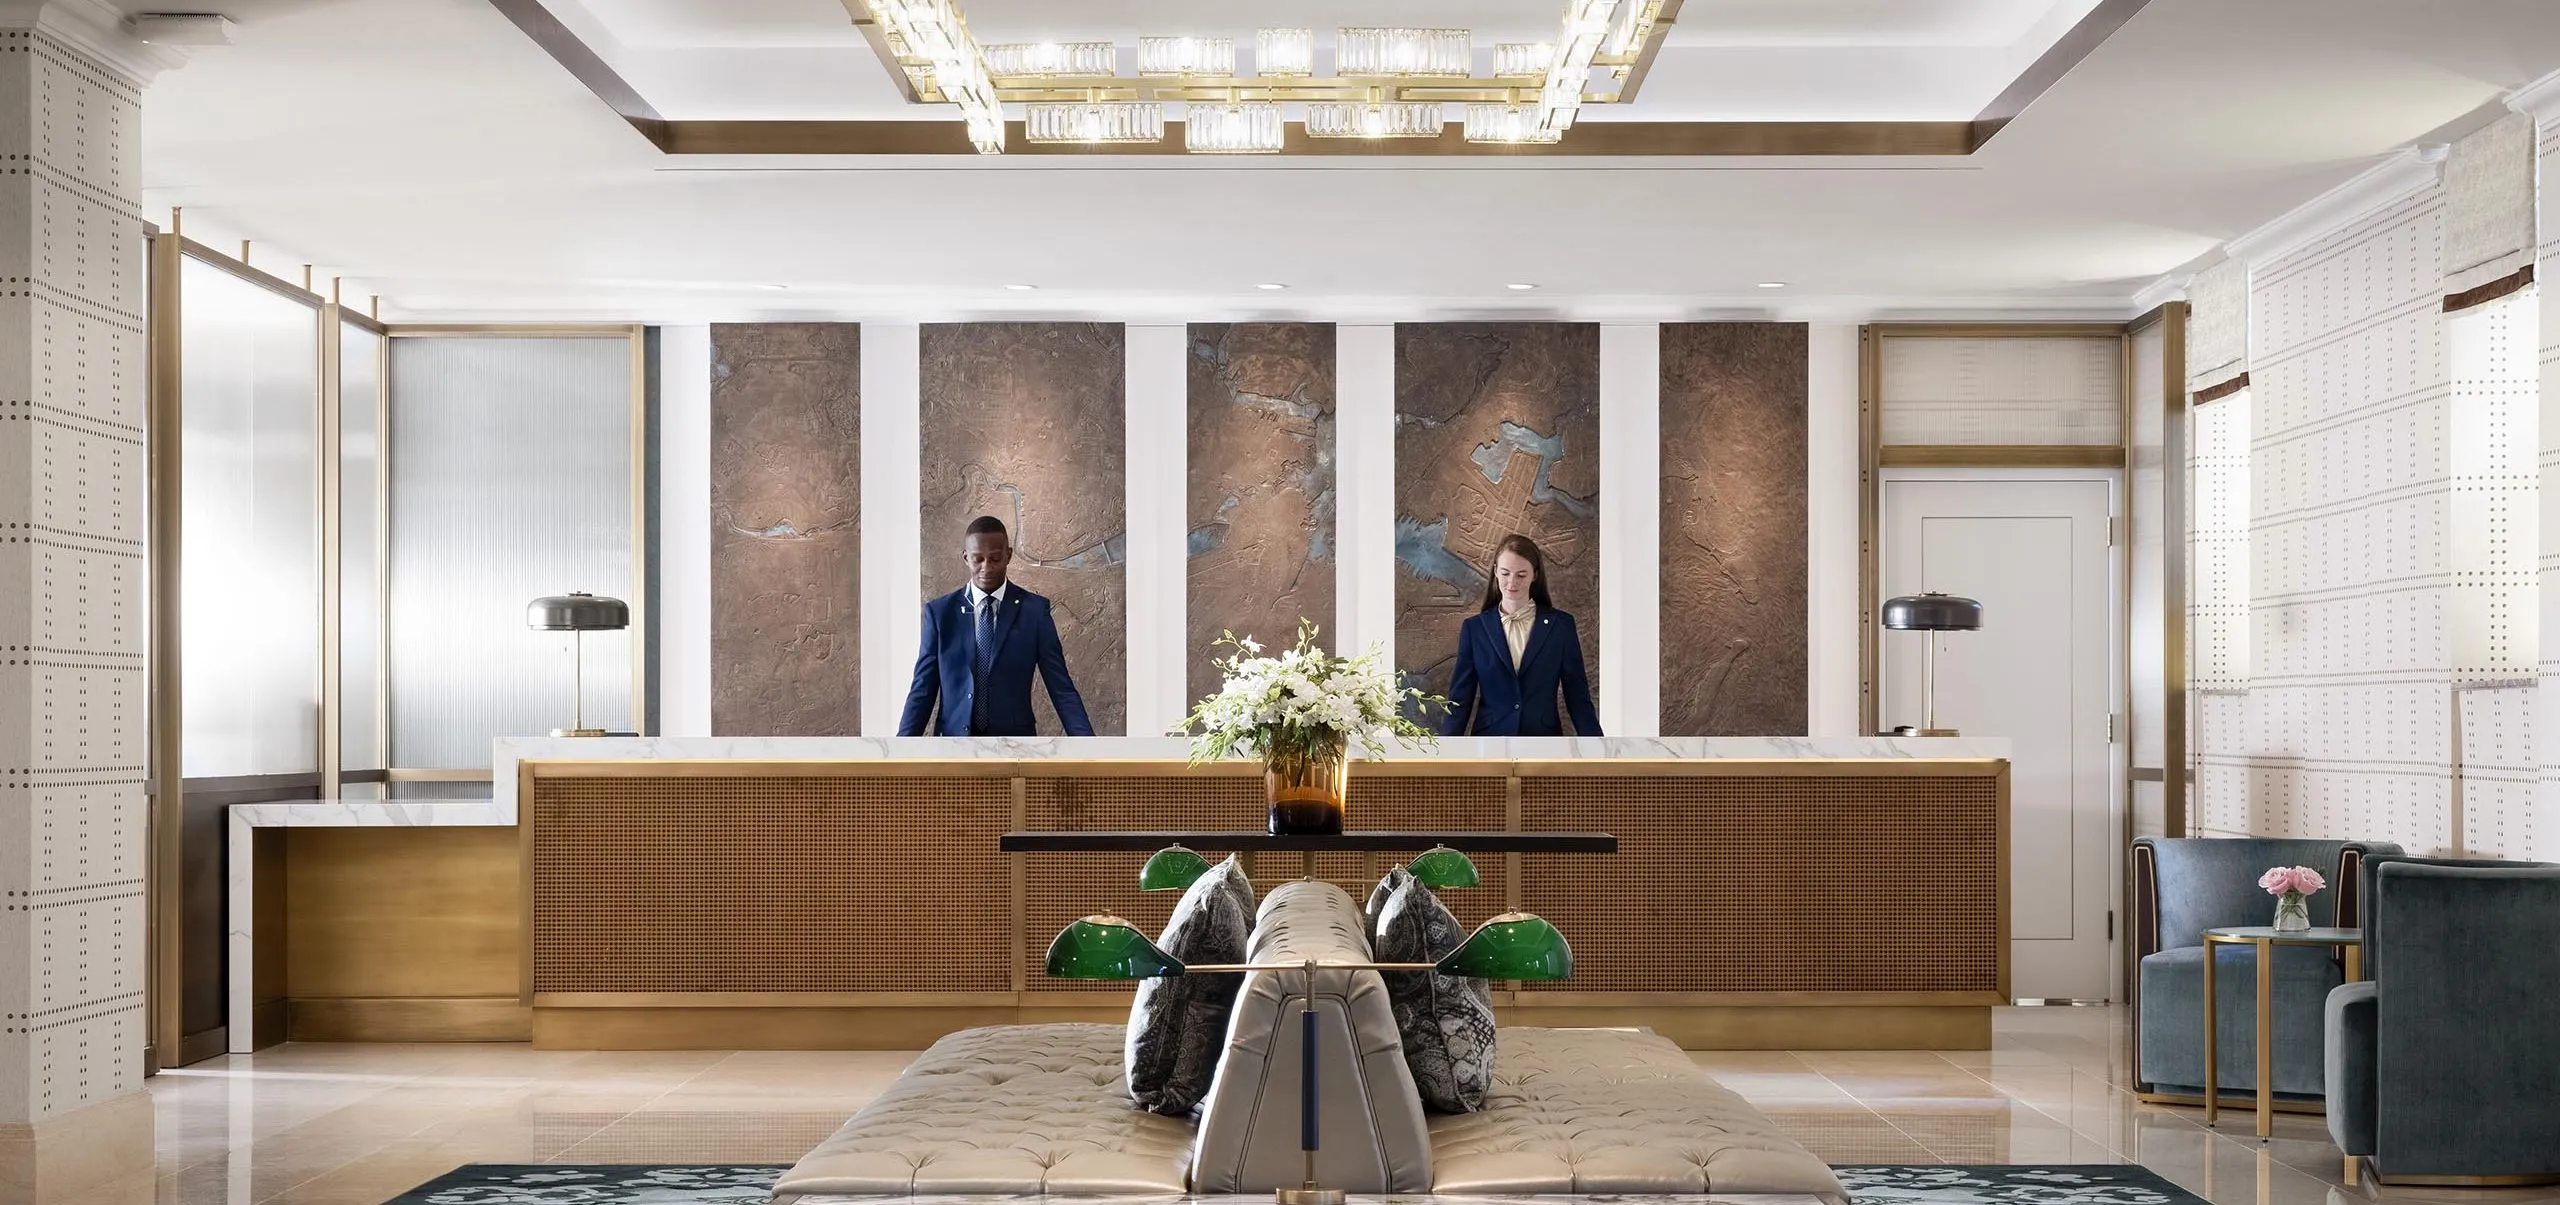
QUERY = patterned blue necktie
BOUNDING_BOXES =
[970,592,996,731]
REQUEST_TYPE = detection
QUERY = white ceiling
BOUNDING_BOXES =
[135,0,2560,322]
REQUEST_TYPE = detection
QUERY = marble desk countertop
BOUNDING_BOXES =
[488,734,2010,823]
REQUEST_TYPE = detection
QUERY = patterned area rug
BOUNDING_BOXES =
[384,1164,2210,1205]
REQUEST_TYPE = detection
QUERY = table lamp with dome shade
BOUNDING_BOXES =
[526,592,628,737]
[1881,592,1982,737]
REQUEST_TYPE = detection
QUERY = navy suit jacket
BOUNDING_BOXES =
[1440,607,1602,737]
[897,585,1095,737]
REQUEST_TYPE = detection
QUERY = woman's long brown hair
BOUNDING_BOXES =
[1477,533,1555,612]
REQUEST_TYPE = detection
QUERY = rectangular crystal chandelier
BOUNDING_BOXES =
[1304,100,1444,138]
[1337,27,1472,78]
[866,0,1006,152]
[1535,0,1625,137]
[1184,102,1284,153]
[1024,101,1165,143]
[1463,102,1561,144]
[1494,42,1553,79]
[1255,28,1313,77]
[1137,35,1235,77]
[982,41,1116,77]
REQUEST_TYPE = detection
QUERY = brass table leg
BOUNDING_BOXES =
[2255,942,2274,1140]
[2203,937,2219,1126]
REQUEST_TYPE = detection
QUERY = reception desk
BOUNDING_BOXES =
[233,737,2009,1053]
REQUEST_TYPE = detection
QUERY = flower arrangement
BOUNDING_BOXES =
[1183,619,1442,772]
[2258,865,2326,931]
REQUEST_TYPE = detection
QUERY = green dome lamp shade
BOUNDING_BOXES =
[1405,845,1480,889]
[1044,913,1187,980]
[1138,844,1214,892]
[1434,911,1573,981]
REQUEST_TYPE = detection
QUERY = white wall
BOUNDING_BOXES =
[659,319,1877,738]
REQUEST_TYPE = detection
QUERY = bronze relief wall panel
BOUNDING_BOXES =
[1393,323,1600,729]
[918,322,1128,735]
[710,323,860,735]
[1659,322,1808,735]
[1186,324,1337,709]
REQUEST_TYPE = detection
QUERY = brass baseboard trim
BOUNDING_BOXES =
[2136,1090,2325,1116]
[250,998,288,1051]
[174,1026,228,1067]
[289,997,532,1043]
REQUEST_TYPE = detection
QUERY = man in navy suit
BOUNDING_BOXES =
[898,515,1095,737]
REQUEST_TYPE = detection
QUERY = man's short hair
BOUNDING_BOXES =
[965,515,1008,540]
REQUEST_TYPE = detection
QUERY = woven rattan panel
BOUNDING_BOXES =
[1016,773,1507,992]
[1519,774,1999,993]
[528,775,1011,992]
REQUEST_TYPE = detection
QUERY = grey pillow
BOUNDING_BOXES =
[1364,866,1412,949]
[1373,875,1496,1113]
[1125,855,1254,1115]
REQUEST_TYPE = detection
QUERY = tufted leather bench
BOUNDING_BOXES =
[769,1023,1194,1199]
[1432,1028,1845,1200]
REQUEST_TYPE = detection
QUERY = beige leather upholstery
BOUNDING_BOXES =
[1188,880,1434,1194]
[770,1024,1193,1199]
[1430,1028,1846,1203]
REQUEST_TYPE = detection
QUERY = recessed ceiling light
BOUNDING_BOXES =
[758,284,790,291]
[1256,282,1288,291]
[1756,281,1788,289]
[1003,283,1037,291]
[1505,282,1538,291]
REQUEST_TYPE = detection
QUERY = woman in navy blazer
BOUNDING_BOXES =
[1440,534,1602,737]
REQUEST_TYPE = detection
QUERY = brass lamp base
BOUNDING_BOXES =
[1275,1190,1346,1205]
[551,727,608,738]
[1888,725,1961,738]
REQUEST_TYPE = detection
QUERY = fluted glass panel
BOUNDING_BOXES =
[340,322,385,773]
[179,257,322,777]
[389,336,634,768]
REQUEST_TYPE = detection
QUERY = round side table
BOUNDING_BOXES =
[2200,925,2364,1139]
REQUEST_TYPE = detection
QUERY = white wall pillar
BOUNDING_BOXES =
[656,325,712,737]
[1806,322,1863,736]
[1336,325,1397,663]
[859,323,924,735]
[1125,325,1187,735]
[1599,324,1661,736]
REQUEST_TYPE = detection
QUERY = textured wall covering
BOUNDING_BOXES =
[0,29,148,1121]
[1658,324,1808,736]
[919,323,1127,735]
[711,324,861,735]
[2537,116,2560,861]
[1186,324,1335,708]
[1393,324,1599,726]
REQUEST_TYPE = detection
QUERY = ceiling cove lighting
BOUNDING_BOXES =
[1255,27,1314,76]
[1137,35,1235,77]
[1464,102,1560,144]
[1337,27,1472,78]
[865,0,1007,153]
[1184,101,1285,153]
[1304,99,1444,139]
[1025,101,1164,143]
[981,41,1115,77]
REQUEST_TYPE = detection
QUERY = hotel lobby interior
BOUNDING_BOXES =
[11,2,2560,1205]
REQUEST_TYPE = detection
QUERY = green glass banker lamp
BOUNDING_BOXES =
[1045,898,1570,1205]
[1142,844,1482,892]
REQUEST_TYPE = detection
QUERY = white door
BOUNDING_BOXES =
[1882,476,2118,1002]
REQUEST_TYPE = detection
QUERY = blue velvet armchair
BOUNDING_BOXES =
[2129,836,2400,1102]
[2326,857,2560,1185]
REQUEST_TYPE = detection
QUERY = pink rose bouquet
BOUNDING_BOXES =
[2259,864,2323,930]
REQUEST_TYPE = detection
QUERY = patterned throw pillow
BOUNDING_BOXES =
[1372,875,1496,1113]
[1364,866,1411,949]
[1124,855,1254,1115]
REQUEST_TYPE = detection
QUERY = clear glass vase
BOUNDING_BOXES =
[1265,735,1348,836]
[2272,890,2311,932]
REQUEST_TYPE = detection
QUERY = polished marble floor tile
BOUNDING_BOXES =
[31,1009,2537,1205]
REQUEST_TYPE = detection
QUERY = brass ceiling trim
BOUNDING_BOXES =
[494,0,2146,157]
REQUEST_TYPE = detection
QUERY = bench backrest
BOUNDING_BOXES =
[1188,879,1433,1193]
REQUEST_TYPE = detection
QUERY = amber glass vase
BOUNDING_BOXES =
[1265,734,1349,836]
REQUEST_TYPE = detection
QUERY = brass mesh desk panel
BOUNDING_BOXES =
[514,757,2006,1050]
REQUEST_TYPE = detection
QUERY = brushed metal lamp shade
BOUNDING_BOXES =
[1881,592,1982,737]
[527,592,628,736]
